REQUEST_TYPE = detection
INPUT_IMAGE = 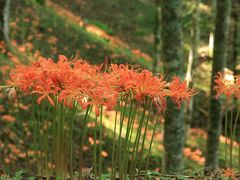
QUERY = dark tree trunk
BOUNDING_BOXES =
[205,0,231,170]
[152,0,161,74]
[3,0,10,45]
[186,0,200,144]
[161,0,184,173]
[231,0,239,75]
[0,0,10,45]
[0,0,4,42]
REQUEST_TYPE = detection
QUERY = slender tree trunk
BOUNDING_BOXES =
[192,0,200,70]
[0,0,10,45]
[231,0,239,75]
[3,0,10,45]
[161,0,184,173]
[186,0,200,142]
[152,0,161,74]
[205,0,231,170]
[208,0,216,58]
[0,0,5,42]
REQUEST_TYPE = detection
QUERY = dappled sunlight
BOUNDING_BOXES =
[184,147,205,165]
[47,1,153,64]
[189,128,207,139]
[2,115,16,122]
[219,135,239,147]
[199,3,211,14]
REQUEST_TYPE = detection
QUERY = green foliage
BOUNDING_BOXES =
[35,0,45,5]
[86,19,114,35]
[0,169,26,180]
[11,0,149,67]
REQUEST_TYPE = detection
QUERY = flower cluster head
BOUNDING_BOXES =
[214,71,240,100]
[3,55,196,116]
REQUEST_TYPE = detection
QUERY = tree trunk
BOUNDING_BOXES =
[0,0,4,42]
[0,0,10,45]
[208,0,216,58]
[152,0,161,74]
[161,0,184,173]
[3,0,10,45]
[231,0,239,75]
[186,0,200,144]
[205,0,231,170]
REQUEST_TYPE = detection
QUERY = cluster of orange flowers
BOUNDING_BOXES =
[214,72,240,100]
[4,55,195,116]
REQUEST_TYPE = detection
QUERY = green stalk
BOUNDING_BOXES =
[225,106,229,167]
[69,102,77,179]
[144,115,160,179]
[52,97,58,176]
[114,99,124,178]
[59,103,64,177]
[99,106,103,180]
[38,100,43,175]
[230,108,233,168]
[124,103,137,177]
[239,135,240,172]
[31,96,40,174]
[111,107,118,180]
[118,96,128,179]
[122,100,134,179]
[232,107,240,170]
[57,102,61,177]
[130,101,147,179]
[232,108,240,142]
[79,106,92,178]
[45,100,51,176]
[137,103,152,179]
[94,115,98,180]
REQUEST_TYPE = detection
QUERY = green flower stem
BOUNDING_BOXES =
[239,135,240,172]
[55,101,60,175]
[124,103,137,177]
[31,96,40,174]
[52,97,58,176]
[80,106,92,178]
[94,115,98,180]
[118,96,128,179]
[69,102,77,179]
[232,108,240,141]
[230,108,233,168]
[232,107,240,170]
[115,99,124,174]
[225,106,229,167]
[130,101,147,179]
[37,100,43,175]
[137,103,152,179]
[122,99,134,179]
[144,115,160,179]
[111,107,118,180]
[99,106,103,180]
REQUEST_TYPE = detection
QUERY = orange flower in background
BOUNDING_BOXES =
[214,72,236,99]
[232,75,240,99]
[2,115,16,122]
[222,168,236,179]
[168,76,196,107]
